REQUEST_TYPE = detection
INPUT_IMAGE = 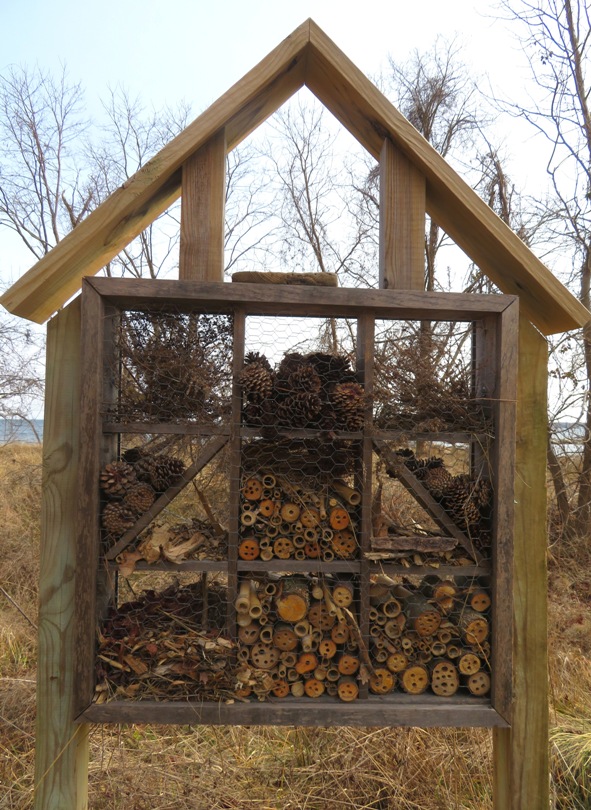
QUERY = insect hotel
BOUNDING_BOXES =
[2,19,589,810]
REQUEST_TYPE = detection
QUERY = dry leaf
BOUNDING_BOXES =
[117,550,143,576]
[138,524,172,563]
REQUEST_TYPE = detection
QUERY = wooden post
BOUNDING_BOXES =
[493,315,549,809]
[179,129,226,281]
[379,138,425,290]
[35,297,89,810]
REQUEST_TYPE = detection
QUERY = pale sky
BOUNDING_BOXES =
[0,0,541,287]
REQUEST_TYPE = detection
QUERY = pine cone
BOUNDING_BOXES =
[441,475,480,530]
[239,362,274,402]
[149,455,186,492]
[102,502,136,536]
[287,364,321,394]
[332,382,366,431]
[124,482,156,515]
[244,351,272,373]
[415,458,453,499]
[99,461,137,498]
[276,392,322,427]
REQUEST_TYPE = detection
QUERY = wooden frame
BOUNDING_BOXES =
[74,277,517,728]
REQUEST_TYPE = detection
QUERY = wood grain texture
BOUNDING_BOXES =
[180,130,226,281]
[1,19,587,334]
[86,276,515,319]
[78,696,508,728]
[379,139,425,290]
[493,315,549,810]
[35,298,89,810]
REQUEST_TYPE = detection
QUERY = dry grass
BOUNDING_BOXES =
[1,444,590,808]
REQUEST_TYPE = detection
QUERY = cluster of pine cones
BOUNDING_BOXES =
[100,449,185,537]
[239,351,366,432]
[395,449,492,545]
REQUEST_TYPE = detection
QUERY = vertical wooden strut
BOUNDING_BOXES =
[179,129,227,281]
[35,298,89,810]
[493,316,549,809]
[379,138,426,291]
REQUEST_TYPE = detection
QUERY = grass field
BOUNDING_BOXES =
[0,443,590,809]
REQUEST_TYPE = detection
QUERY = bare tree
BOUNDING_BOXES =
[0,64,93,258]
[499,0,591,539]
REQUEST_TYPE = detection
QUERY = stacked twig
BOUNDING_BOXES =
[234,575,367,702]
[238,473,360,561]
[368,577,491,697]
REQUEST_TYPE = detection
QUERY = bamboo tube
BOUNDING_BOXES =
[248,582,262,619]
[311,584,325,601]
[314,665,328,681]
[430,641,447,657]
[374,648,389,663]
[322,548,335,562]
[257,614,268,626]
[401,636,415,652]
[237,647,251,661]
[331,481,362,505]
[303,527,319,542]
[326,666,340,682]
[281,652,297,667]
[374,614,387,626]
[237,613,254,627]
[384,617,404,638]
[369,607,380,622]
[337,676,359,702]
[437,629,452,644]
[446,644,461,658]
[322,528,334,542]
[270,514,282,526]
[265,525,279,538]
[400,665,430,695]
[265,582,278,596]
[294,548,306,560]
[304,678,325,698]
[259,626,273,644]
[326,682,338,697]
[294,620,311,638]
[276,663,287,678]
[418,651,432,664]
[382,598,402,618]
[292,534,306,548]
[260,547,274,561]
[236,581,252,613]
[262,473,276,488]
[259,537,271,549]
[240,510,257,526]
[290,681,305,697]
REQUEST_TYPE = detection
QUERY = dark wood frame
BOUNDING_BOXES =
[75,277,518,728]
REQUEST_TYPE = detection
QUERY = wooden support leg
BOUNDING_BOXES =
[34,298,89,810]
[493,316,549,809]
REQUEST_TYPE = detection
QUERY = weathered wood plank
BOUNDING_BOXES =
[493,315,549,810]
[232,271,338,285]
[86,276,515,319]
[34,298,89,810]
[379,139,425,291]
[179,130,226,282]
[78,696,507,728]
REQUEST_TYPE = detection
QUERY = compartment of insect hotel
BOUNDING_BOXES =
[77,280,515,726]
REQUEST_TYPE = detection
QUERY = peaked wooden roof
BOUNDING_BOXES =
[1,19,588,333]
